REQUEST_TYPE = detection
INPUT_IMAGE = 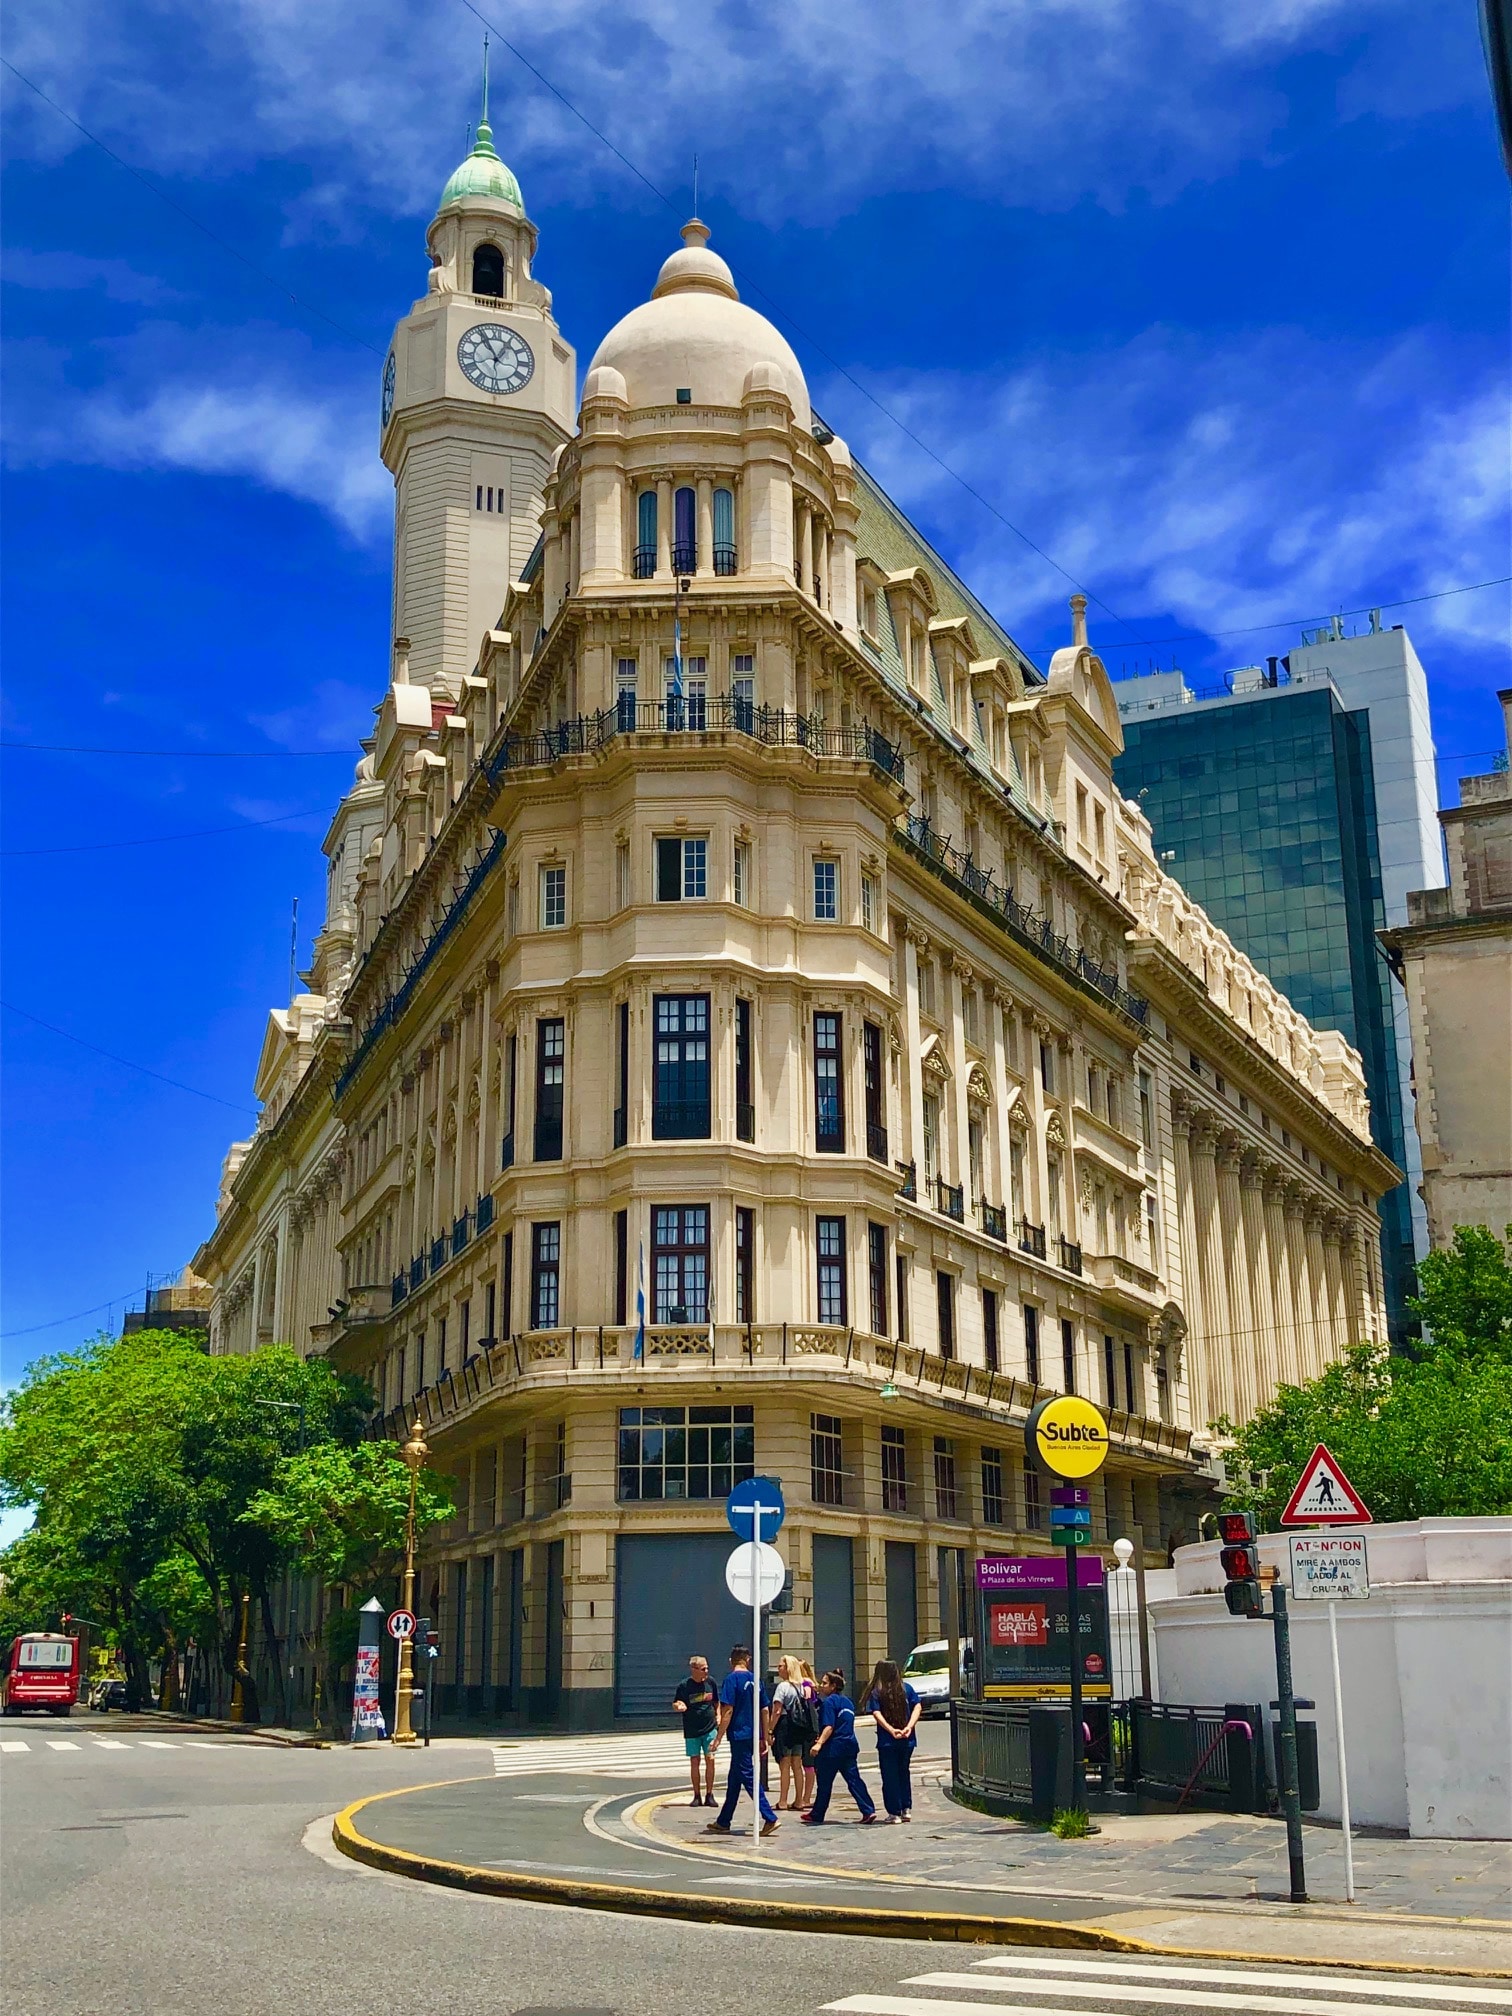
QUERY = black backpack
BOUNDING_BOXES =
[789,1683,823,1743]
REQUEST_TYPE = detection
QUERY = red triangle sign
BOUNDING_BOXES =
[1279,1442,1372,1526]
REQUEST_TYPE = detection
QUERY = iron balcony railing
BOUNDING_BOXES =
[429,1236,447,1274]
[1058,1235,1084,1276]
[452,1213,471,1258]
[933,1176,965,1222]
[898,814,1150,1024]
[409,1254,427,1291]
[651,1099,712,1140]
[1019,1217,1047,1259]
[485,697,904,786]
[895,1159,918,1200]
[671,541,697,574]
[632,544,656,579]
[475,1192,495,1233]
[866,1120,889,1165]
[980,1201,1008,1243]
[713,544,737,576]
[391,1271,407,1306]
[500,1129,515,1171]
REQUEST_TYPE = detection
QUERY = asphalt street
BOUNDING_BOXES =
[1,1723,1502,2016]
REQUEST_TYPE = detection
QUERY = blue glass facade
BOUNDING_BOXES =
[1114,685,1415,1342]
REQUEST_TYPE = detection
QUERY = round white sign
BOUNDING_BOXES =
[724,1539,785,1609]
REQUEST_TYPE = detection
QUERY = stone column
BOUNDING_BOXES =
[1300,1200,1332,1381]
[1260,1170,1295,1387]
[655,477,673,577]
[695,476,714,577]
[567,508,580,595]
[1321,1214,1347,1355]
[1189,1117,1229,1435]
[1215,1135,1253,1426]
[820,521,833,608]
[1170,1099,1204,1367]
[1239,1152,1275,1407]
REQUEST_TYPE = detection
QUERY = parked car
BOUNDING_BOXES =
[90,1679,130,1713]
[902,1638,975,1715]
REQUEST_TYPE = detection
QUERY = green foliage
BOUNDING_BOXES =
[1050,1807,1092,1838]
[1217,1227,1512,1526]
[242,1441,455,1589]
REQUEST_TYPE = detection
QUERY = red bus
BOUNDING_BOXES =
[1,1634,81,1716]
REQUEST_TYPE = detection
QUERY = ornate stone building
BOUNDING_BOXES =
[194,126,1399,1723]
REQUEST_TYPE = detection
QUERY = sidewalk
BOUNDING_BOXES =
[82,1708,327,1747]
[333,1752,1512,1975]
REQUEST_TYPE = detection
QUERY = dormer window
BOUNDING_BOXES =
[472,242,505,298]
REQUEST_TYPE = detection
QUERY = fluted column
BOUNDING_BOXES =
[1171,1100,1205,1392]
[1322,1215,1348,1354]
[1262,1171,1297,1386]
[1239,1152,1276,1408]
[656,476,673,576]
[1300,1200,1332,1379]
[695,476,714,577]
[1283,1184,1317,1381]
[1216,1136,1254,1425]
[1190,1118,1230,1434]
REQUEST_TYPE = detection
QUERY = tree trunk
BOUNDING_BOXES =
[260,1586,290,1728]
[157,1630,180,1711]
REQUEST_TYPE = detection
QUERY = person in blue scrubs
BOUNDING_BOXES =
[705,1644,779,1835]
[861,1659,923,1821]
[799,1669,876,1824]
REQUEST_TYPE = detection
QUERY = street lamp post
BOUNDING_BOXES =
[392,1417,430,1747]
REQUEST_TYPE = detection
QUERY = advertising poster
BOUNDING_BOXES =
[975,1555,1111,1699]
[351,1643,387,1740]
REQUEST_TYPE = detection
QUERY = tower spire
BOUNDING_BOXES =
[481,31,490,128]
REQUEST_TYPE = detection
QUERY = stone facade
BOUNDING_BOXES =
[194,145,1399,1725]
[1381,690,1512,1246]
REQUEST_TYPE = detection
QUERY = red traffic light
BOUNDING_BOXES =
[1219,1543,1257,1580]
[1217,1512,1256,1545]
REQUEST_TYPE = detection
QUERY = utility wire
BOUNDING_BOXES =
[0,57,384,357]
[0,999,259,1115]
[1,804,326,856]
[0,1288,163,1341]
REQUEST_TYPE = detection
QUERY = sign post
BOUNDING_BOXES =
[1289,1520,1372,1904]
[1024,1396,1109,1804]
[725,1477,786,1855]
[386,1608,416,1744]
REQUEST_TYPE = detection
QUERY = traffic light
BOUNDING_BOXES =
[1218,1511,1265,1618]
[771,1569,794,1614]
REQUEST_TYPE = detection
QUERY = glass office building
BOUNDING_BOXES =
[1114,676,1416,1342]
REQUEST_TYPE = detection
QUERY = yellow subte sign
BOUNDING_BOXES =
[1025,1394,1110,1478]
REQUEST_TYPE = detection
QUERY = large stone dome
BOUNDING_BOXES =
[586,221,810,428]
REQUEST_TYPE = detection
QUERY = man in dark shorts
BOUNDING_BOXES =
[673,1654,719,1805]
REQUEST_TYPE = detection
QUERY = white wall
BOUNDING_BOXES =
[1149,1519,1512,1839]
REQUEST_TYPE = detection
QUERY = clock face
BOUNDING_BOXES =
[458,323,535,395]
[381,351,396,427]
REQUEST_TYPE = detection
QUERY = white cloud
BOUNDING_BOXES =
[2,249,183,304]
[4,0,1483,229]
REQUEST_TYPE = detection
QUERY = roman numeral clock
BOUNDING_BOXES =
[457,323,535,396]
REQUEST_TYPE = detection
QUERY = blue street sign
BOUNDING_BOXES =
[726,1474,786,1541]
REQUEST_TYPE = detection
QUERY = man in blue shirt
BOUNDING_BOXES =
[705,1644,779,1835]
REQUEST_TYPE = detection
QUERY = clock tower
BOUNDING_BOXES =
[381,98,576,695]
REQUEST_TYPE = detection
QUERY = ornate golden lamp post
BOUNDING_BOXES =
[391,1417,429,1746]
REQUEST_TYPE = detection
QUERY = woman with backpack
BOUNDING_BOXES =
[797,1661,821,1808]
[861,1658,923,1822]
[800,1668,877,1824]
[767,1656,812,1811]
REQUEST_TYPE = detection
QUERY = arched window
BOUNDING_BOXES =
[672,486,696,574]
[472,242,505,297]
[713,488,736,574]
[634,492,657,578]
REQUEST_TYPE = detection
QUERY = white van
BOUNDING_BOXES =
[902,1638,974,1715]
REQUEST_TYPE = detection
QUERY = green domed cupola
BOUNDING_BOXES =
[439,120,523,213]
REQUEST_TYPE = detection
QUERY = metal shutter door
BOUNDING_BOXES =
[614,1534,748,1717]
[885,1541,918,1664]
[812,1533,854,1684]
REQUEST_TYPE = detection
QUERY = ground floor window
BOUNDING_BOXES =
[618,1404,754,1501]
[882,1422,908,1512]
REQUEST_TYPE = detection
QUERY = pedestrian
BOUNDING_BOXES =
[800,1668,876,1825]
[861,1658,922,1822]
[767,1655,812,1811]
[705,1644,779,1837]
[673,1653,719,1807]
[798,1659,821,1808]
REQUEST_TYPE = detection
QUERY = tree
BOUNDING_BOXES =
[1217,1226,1512,1526]
[242,1441,455,1591]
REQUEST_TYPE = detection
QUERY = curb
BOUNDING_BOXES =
[330,1780,1512,1977]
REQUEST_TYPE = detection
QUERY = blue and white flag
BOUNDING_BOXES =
[669,617,683,699]
[634,1239,646,1360]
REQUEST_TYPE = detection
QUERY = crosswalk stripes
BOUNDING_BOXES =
[46,1739,80,1750]
[821,1955,1512,2016]
[490,1733,691,1778]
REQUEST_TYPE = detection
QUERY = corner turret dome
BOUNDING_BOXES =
[438,120,524,213]
[585,220,810,428]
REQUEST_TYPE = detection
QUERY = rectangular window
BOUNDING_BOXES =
[614,1209,628,1326]
[539,863,567,930]
[881,1423,907,1512]
[1139,1070,1154,1151]
[413,1332,424,1394]
[1125,1339,1138,1416]
[1024,1304,1040,1384]
[968,1116,984,1202]
[483,1279,496,1343]
[460,1299,470,1360]
[860,872,878,934]
[1023,1462,1043,1530]
[733,839,751,908]
[652,1205,708,1323]
[936,1270,954,1360]
[933,1437,958,1520]
[963,985,979,1047]
[1009,1133,1026,1218]
[732,652,755,730]
[614,1000,630,1148]
[922,1092,940,1186]
[501,1230,513,1337]
[530,1222,560,1329]
[655,835,708,902]
[735,998,754,1142]
[1061,1317,1077,1394]
[813,857,838,921]
[811,1412,844,1506]
[534,1018,564,1161]
[1039,1040,1055,1095]
[502,1032,518,1168]
[1145,1192,1159,1264]
[813,1011,844,1152]
[1106,1075,1120,1132]
[895,1253,908,1343]
[616,840,631,909]
[867,1222,888,1336]
[735,1207,754,1324]
[618,1403,754,1502]
[555,1420,571,1508]
[816,1214,847,1324]
[1104,1333,1118,1410]
[653,993,711,1139]
[918,957,936,1020]
[981,1447,1005,1526]
[983,1287,999,1372]
[862,1019,885,1162]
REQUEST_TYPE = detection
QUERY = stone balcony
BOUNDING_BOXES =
[1085,1249,1165,1317]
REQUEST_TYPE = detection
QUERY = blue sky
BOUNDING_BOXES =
[2,0,1508,1394]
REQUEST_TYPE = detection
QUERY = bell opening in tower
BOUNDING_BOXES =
[472,242,505,298]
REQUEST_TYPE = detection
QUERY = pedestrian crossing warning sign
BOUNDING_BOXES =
[1279,1442,1372,1526]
